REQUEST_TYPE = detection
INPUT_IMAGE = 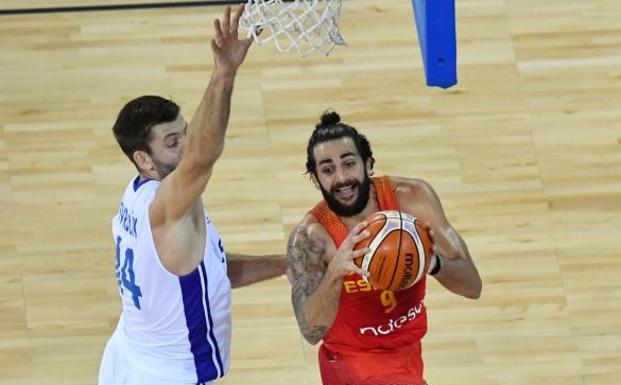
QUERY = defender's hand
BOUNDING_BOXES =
[211,5,253,75]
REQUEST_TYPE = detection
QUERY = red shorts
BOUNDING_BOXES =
[318,342,426,385]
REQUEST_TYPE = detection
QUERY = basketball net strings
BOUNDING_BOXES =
[240,0,347,57]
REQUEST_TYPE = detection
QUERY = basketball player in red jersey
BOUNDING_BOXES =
[287,111,482,385]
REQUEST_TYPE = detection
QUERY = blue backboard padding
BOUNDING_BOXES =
[412,0,457,88]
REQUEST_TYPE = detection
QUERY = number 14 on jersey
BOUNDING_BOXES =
[115,236,143,309]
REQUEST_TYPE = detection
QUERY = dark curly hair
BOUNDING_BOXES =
[305,110,374,175]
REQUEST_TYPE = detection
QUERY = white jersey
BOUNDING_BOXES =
[106,176,231,384]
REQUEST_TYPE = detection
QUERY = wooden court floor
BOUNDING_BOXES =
[1,0,620,384]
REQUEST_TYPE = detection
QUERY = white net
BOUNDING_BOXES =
[239,0,346,57]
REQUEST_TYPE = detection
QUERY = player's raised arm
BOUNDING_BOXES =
[151,5,253,227]
[288,220,369,345]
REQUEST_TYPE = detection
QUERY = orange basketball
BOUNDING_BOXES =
[354,210,433,291]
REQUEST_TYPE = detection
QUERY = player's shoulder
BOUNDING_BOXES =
[287,213,331,260]
[290,213,330,244]
[387,175,436,198]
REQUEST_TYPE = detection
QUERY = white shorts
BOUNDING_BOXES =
[98,332,213,385]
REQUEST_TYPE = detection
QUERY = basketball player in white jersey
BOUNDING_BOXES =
[99,6,285,385]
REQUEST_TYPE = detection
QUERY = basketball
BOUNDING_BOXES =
[354,210,433,291]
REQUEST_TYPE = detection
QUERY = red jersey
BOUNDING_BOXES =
[310,176,428,354]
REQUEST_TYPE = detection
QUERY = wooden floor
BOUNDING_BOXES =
[1,0,620,384]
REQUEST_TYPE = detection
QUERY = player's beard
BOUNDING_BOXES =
[320,172,371,217]
[153,158,176,179]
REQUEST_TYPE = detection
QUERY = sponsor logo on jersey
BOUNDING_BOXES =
[358,301,424,336]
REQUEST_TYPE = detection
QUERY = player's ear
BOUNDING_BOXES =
[365,157,374,176]
[133,150,153,174]
[310,173,321,190]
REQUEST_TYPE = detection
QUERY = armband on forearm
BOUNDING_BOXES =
[428,253,443,276]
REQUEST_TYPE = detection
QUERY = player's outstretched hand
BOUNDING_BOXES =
[211,5,253,76]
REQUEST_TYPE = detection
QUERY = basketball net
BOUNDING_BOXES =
[239,0,346,57]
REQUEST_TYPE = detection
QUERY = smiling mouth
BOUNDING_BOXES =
[334,184,357,201]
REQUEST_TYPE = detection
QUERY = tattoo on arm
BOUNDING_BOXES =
[287,225,329,344]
